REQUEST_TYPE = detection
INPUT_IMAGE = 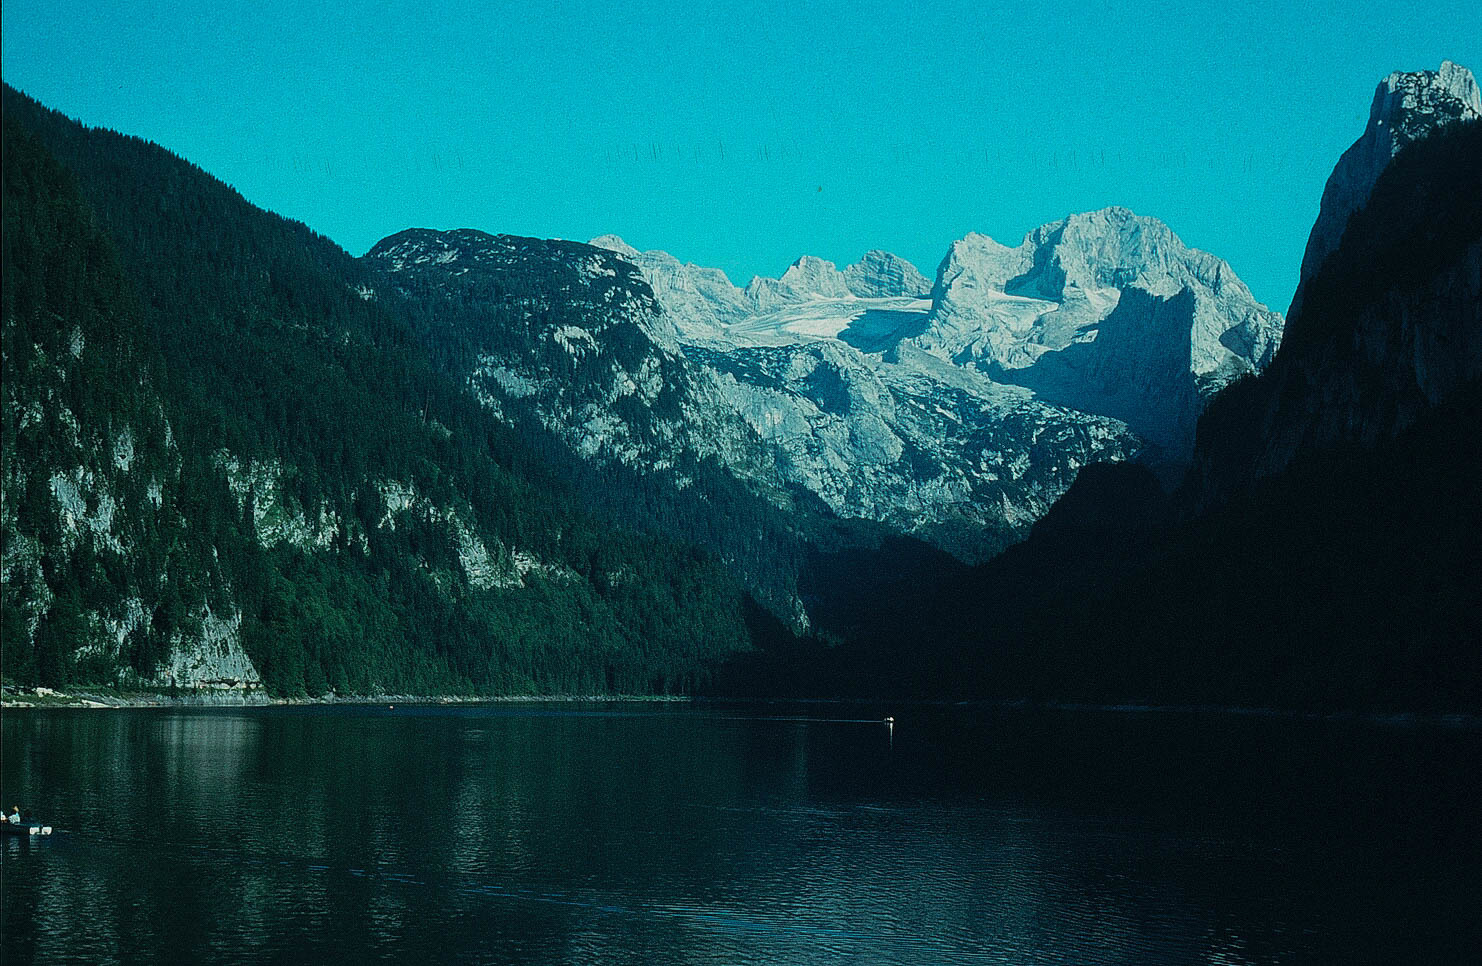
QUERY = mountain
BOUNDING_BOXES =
[2,114,260,690]
[11,58,1454,709]
[360,226,866,630]
[376,227,1142,567]
[1,86,783,697]
[584,236,1146,561]
[271,209,1275,633]
[1189,64,1482,510]
[363,228,745,473]
[1297,61,1481,296]
[586,216,1277,560]
[914,208,1283,457]
[756,67,1482,711]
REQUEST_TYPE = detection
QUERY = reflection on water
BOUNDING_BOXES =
[3,705,1479,964]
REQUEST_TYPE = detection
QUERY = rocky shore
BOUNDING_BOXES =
[0,686,693,710]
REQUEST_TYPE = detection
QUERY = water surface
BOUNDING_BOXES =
[3,703,1478,963]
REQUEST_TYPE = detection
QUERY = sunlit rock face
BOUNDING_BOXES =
[586,234,753,335]
[913,208,1283,457]
[844,250,932,298]
[686,337,1138,561]
[1298,60,1481,295]
[590,237,1146,561]
[366,229,766,476]
[378,218,1276,562]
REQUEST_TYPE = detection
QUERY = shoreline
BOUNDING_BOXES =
[0,687,694,710]
[3,687,1477,725]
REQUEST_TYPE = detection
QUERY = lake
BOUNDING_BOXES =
[2,703,1478,964]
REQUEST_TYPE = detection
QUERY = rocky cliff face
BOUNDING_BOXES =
[1298,61,1480,295]
[915,208,1283,456]
[1188,117,1482,510]
[583,235,1143,560]
[365,229,773,483]
[586,234,753,335]
[844,251,932,298]
[689,339,1137,559]
[582,213,1278,556]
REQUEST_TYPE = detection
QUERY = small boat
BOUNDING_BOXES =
[2,819,53,836]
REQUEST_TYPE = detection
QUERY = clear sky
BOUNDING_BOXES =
[3,0,1478,314]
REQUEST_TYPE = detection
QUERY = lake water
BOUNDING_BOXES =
[2,703,1478,964]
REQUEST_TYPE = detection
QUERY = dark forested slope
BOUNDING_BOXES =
[1,85,777,697]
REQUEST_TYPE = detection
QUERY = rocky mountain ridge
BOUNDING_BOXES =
[578,208,1281,554]
[370,229,1137,564]
[914,207,1283,456]
[1298,60,1481,295]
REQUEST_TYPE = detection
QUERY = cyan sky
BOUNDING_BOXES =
[4,0,1478,313]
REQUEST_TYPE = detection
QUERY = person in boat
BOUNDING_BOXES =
[7,806,19,824]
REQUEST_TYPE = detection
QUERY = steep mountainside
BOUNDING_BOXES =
[360,227,850,628]
[1,86,778,697]
[2,117,259,690]
[684,339,1137,560]
[363,229,759,476]
[1190,118,1482,509]
[1297,61,1480,296]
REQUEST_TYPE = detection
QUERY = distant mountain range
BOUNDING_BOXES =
[359,192,1284,571]
[726,61,1481,710]
[3,60,1477,709]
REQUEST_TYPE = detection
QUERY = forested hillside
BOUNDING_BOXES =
[1,86,780,697]
[2,115,203,686]
[363,227,921,632]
